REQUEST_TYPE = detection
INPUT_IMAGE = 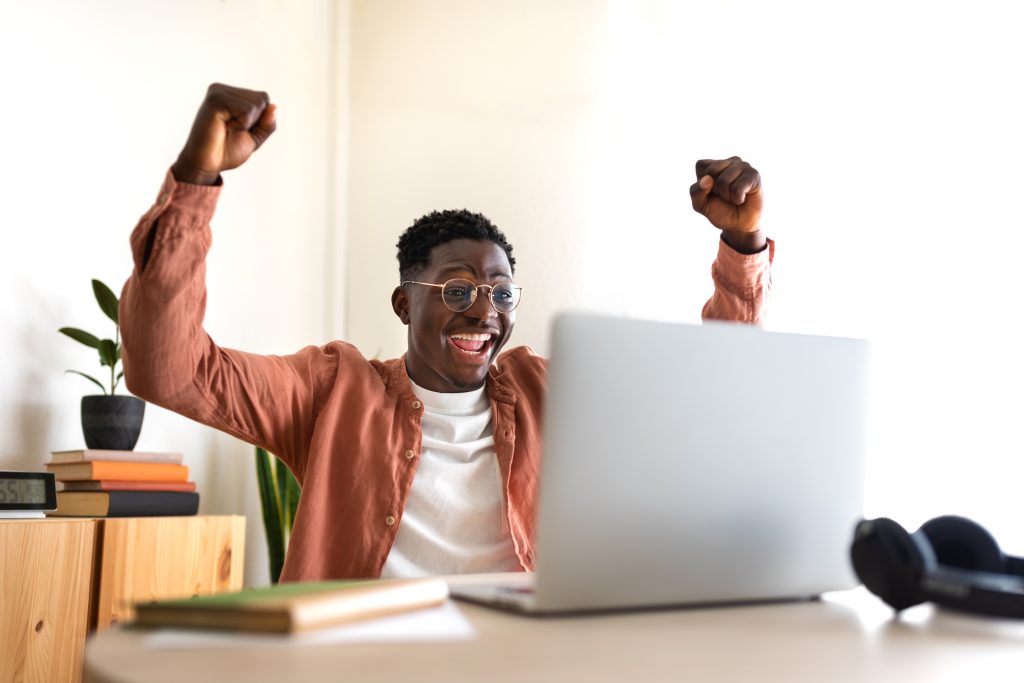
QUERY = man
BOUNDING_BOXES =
[121,84,773,581]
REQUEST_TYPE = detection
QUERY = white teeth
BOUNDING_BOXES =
[450,333,492,341]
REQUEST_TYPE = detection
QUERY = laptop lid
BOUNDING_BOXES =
[530,313,869,612]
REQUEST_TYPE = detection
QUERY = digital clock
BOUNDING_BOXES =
[0,471,57,518]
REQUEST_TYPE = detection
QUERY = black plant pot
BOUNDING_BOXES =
[81,395,145,451]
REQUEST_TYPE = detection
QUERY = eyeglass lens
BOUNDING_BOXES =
[441,279,521,313]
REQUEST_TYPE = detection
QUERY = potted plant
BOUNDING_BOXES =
[59,279,145,451]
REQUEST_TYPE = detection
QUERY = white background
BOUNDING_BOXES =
[2,0,1021,584]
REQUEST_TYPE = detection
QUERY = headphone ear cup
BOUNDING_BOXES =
[850,518,927,611]
[919,515,1005,574]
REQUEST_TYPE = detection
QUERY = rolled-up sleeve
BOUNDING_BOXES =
[701,238,774,325]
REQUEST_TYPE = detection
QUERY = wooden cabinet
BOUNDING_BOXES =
[0,515,245,683]
[91,516,245,630]
[0,519,95,683]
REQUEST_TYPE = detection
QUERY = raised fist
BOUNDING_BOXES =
[171,83,277,185]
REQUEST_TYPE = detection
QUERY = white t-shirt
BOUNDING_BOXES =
[379,380,522,578]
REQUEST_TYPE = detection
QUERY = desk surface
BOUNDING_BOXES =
[84,582,1024,683]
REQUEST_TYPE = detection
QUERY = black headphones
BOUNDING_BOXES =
[850,515,1024,619]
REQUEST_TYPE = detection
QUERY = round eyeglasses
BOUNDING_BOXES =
[402,278,523,314]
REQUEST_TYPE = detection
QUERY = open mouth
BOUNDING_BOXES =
[448,332,495,362]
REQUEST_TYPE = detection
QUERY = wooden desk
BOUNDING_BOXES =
[83,585,1024,683]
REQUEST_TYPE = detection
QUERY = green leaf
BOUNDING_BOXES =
[59,327,101,349]
[274,458,298,536]
[255,448,286,584]
[284,469,301,536]
[98,339,118,368]
[275,457,289,527]
[64,370,107,394]
[93,279,119,325]
[254,448,302,583]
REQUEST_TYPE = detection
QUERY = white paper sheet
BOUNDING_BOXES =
[140,600,475,649]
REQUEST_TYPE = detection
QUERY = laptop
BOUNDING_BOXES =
[451,312,870,614]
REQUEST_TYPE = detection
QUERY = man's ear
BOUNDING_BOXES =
[391,286,411,325]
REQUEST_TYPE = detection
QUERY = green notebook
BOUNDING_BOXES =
[132,578,449,633]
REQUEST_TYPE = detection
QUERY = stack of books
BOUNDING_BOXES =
[46,449,199,517]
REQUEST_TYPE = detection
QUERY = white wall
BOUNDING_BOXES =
[0,0,348,586]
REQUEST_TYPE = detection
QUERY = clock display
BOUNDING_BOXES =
[0,478,47,504]
[0,472,57,512]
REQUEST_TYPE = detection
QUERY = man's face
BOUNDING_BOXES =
[393,238,516,393]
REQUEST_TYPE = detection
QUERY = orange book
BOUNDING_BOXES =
[45,460,189,482]
[59,480,197,492]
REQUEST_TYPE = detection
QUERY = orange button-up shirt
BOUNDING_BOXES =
[120,172,773,581]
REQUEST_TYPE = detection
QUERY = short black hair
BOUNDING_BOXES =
[396,209,516,282]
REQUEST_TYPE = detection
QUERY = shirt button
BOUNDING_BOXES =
[411,400,422,410]
[385,515,396,526]
[404,449,416,460]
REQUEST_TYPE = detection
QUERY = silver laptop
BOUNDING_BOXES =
[451,312,870,614]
